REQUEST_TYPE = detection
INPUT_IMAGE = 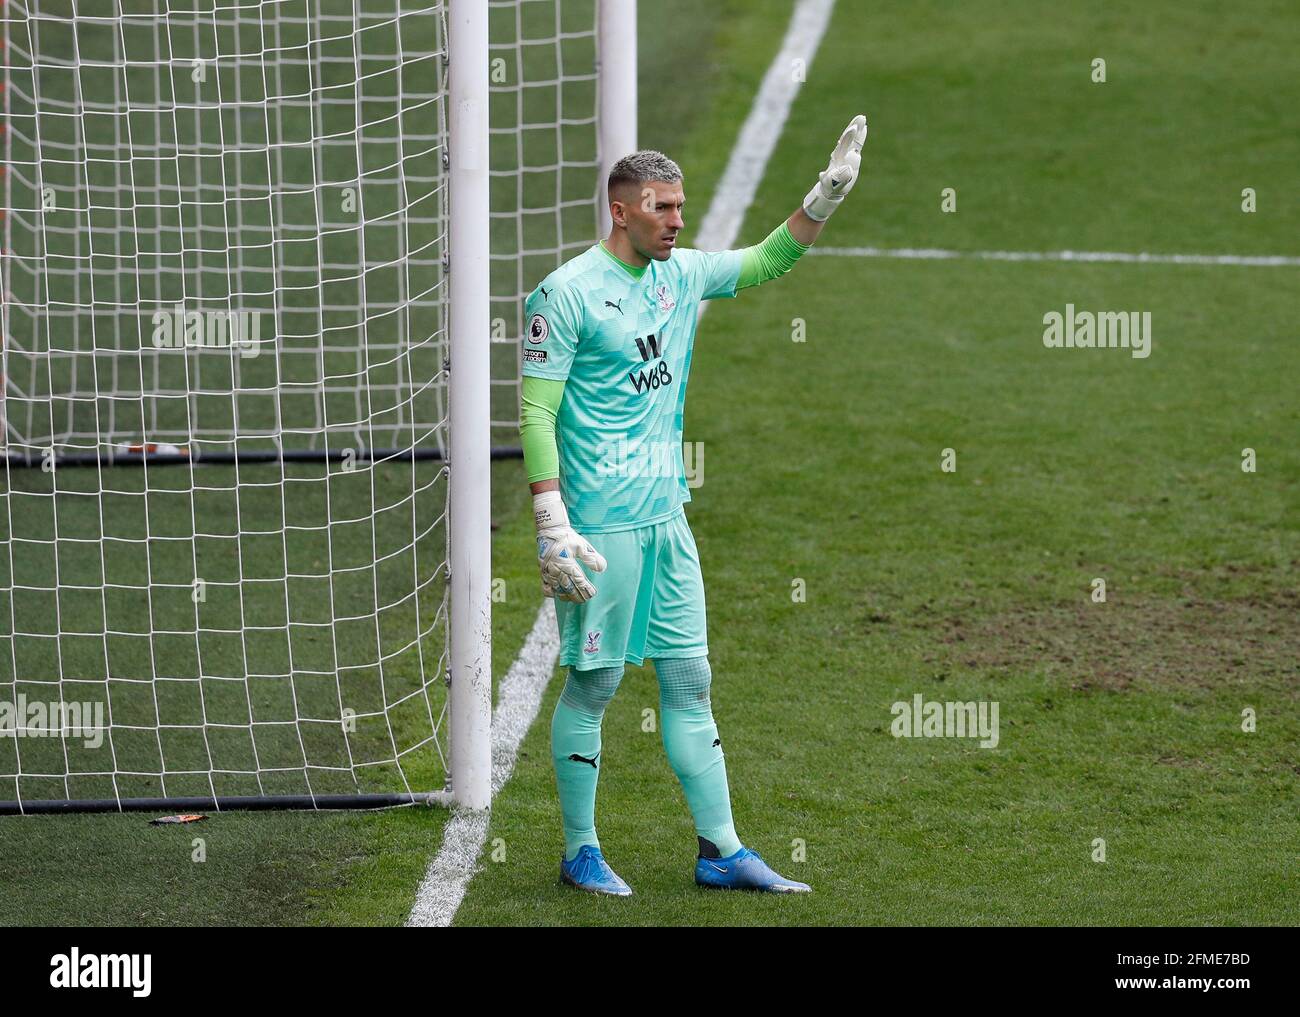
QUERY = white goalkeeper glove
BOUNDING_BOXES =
[534,489,607,603]
[802,114,868,221]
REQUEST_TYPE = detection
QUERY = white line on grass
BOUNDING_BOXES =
[407,0,837,927]
[407,601,561,927]
[807,245,1300,267]
[694,0,837,253]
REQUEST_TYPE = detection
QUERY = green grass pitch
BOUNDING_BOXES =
[1,0,1296,925]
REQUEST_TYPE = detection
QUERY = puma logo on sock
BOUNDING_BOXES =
[568,752,599,768]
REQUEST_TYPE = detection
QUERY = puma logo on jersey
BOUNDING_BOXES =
[605,299,623,315]
[540,286,551,301]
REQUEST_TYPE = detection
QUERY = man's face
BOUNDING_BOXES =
[614,179,685,261]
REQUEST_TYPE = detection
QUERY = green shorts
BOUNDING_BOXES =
[554,506,708,671]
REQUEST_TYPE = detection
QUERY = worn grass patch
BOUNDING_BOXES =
[927,572,1298,692]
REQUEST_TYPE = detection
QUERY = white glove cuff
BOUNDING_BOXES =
[533,488,569,532]
[802,183,840,222]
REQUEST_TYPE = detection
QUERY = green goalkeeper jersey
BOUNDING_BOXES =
[522,241,743,533]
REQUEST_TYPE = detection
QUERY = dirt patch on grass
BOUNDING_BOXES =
[927,589,1299,691]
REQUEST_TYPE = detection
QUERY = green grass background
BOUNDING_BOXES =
[455,0,1299,926]
[2,0,1297,925]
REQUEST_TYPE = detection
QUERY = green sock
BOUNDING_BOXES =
[655,656,742,857]
[551,665,623,862]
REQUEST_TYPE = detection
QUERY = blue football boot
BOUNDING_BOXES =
[695,846,811,893]
[560,844,633,896]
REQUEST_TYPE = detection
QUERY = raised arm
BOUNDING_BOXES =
[736,114,868,291]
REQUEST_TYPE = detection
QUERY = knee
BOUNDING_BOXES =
[559,664,624,715]
[654,656,712,711]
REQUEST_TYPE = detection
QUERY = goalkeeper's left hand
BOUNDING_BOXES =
[802,114,868,221]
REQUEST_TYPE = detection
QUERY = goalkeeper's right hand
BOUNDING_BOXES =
[534,489,607,602]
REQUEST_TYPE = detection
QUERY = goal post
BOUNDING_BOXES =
[596,0,636,240]
[446,0,491,812]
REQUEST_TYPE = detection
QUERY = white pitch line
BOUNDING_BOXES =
[694,0,837,254]
[406,601,560,927]
[807,245,1300,267]
[408,0,837,928]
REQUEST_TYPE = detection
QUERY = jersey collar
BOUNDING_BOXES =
[599,239,649,280]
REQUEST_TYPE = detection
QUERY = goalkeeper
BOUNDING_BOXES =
[520,116,867,895]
